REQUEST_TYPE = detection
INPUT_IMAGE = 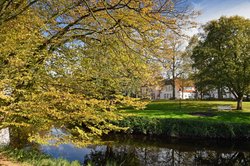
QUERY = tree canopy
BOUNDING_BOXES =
[191,16,250,110]
[0,0,196,145]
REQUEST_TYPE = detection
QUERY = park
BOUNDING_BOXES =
[118,100,250,138]
[1,100,250,165]
[0,0,250,165]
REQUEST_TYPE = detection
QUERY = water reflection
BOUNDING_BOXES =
[41,135,250,166]
[41,144,106,163]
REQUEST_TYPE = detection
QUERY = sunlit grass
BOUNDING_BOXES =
[120,100,250,124]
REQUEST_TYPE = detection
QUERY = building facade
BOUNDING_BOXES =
[142,79,196,100]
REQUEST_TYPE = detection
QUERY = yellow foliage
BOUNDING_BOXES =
[0,0,196,146]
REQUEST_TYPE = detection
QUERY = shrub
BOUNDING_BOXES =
[115,116,250,139]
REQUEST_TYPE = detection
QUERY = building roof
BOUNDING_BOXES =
[166,78,196,92]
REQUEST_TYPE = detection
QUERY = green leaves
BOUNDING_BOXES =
[192,16,250,109]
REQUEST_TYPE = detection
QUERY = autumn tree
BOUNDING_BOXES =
[164,35,184,99]
[0,0,196,144]
[158,34,194,99]
[192,16,250,110]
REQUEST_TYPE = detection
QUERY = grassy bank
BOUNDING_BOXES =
[0,146,123,166]
[116,116,250,139]
[116,100,250,139]
[0,147,81,166]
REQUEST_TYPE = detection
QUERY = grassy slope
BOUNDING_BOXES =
[120,100,250,124]
[0,147,81,166]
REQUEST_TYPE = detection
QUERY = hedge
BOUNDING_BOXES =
[114,116,250,139]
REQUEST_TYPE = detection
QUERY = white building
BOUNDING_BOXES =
[157,85,196,100]
[142,79,196,100]
[141,80,238,100]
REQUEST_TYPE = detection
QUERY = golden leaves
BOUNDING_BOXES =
[0,0,197,146]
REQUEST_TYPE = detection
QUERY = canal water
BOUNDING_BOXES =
[40,135,250,165]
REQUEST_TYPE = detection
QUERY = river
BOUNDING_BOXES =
[40,135,250,165]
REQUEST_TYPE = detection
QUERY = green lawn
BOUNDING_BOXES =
[120,100,250,124]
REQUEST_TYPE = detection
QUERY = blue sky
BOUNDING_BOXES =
[191,0,250,23]
[188,0,250,35]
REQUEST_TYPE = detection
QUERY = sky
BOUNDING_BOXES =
[188,0,250,35]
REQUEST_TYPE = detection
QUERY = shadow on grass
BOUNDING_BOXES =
[213,111,250,124]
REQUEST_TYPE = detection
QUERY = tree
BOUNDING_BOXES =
[166,35,184,99]
[186,35,207,99]
[158,34,193,99]
[0,0,38,24]
[0,0,196,144]
[191,16,250,110]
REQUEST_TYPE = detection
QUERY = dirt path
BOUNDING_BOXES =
[0,154,26,166]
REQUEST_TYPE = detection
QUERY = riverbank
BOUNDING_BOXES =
[0,147,81,166]
[2,100,250,165]
[115,116,250,139]
[116,100,250,139]
[3,134,250,166]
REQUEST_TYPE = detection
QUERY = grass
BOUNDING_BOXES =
[120,100,250,124]
[115,100,250,138]
[0,146,81,166]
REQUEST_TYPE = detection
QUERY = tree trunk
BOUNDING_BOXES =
[200,91,203,100]
[218,87,223,100]
[172,79,176,99]
[172,51,176,100]
[236,97,243,110]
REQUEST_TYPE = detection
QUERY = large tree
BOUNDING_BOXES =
[192,16,250,110]
[158,34,194,99]
[160,35,185,99]
[0,0,196,144]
